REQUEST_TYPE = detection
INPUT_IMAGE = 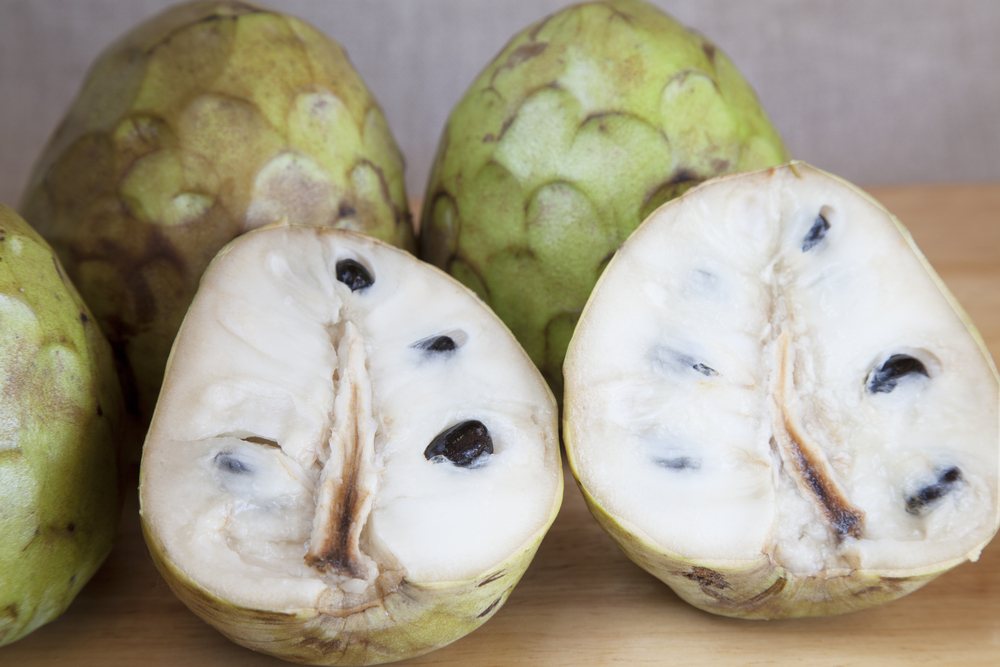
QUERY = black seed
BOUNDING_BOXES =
[801,212,830,252]
[335,259,374,292]
[691,362,718,377]
[412,335,457,354]
[424,420,493,468]
[215,451,252,475]
[906,467,963,515]
[867,354,929,393]
[654,456,701,471]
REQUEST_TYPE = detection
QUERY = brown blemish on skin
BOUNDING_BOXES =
[490,42,548,86]
[3,604,17,621]
[702,41,717,62]
[478,570,506,587]
[683,566,730,590]
[742,577,786,607]
[477,596,503,618]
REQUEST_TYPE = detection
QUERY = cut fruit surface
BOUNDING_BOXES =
[140,227,561,665]
[564,162,999,618]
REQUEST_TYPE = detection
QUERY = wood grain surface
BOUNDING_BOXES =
[3,185,999,666]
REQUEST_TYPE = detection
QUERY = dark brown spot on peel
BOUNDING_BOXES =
[478,570,506,587]
[503,43,547,70]
[742,577,787,607]
[702,41,717,62]
[683,566,730,590]
[477,596,503,618]
[3,604,17,621]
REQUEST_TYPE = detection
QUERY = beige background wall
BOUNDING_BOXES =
[1,0,998,208]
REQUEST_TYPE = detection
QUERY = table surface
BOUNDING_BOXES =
[4,184,1000,666]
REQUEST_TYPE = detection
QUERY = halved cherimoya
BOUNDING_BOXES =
[139,227,561,664]
[564,162,998,618]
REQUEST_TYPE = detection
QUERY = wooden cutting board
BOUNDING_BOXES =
[4,184,999,666]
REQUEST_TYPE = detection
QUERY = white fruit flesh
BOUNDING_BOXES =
[141,227,560,615]
[566,163,998,582]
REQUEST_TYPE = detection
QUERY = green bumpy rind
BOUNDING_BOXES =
[20,0,415,418]
[420,0,788,391]
[0,205,123,646]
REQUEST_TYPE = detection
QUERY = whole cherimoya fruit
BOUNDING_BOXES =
[564,162,999,619]
[421,0,787,391]
[21,1,414,418]
[0,206,122,646]
[140,226,562,665]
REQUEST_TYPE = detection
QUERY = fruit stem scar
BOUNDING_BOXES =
[305,321,378,580]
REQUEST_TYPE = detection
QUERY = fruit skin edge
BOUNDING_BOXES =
[138,508,558,666]
[561,161,1000,620]
[0,206,124,646]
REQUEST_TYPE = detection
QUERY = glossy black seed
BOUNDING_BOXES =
[654,456,701,471]
[335,259,374,292]
[801,212,830,252]
[424,420,493,468]
[867,354,930,393]
[906,466,962,515]
[413,335,457,354]
[215,452,252,475]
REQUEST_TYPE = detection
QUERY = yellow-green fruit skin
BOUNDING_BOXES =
[567,458,938,619]
[140,512,556,666]
[420,0,787,391]
[21,1,415,418]
[0,206,123,646]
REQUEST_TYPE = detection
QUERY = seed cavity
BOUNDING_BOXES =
[335,258,374,292]
[424,420,494,468]
[867,354,929,394]
[653,455,701,471]
[906,466,963,515]
[214,451,252,475]
[651,346,719,377]
[412,329,468,356]
[801,209,831,252]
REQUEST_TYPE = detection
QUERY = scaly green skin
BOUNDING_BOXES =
[0,206,123,646]
[421,0,787,392]
[21,0,414,418]
[140,469,563,665]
